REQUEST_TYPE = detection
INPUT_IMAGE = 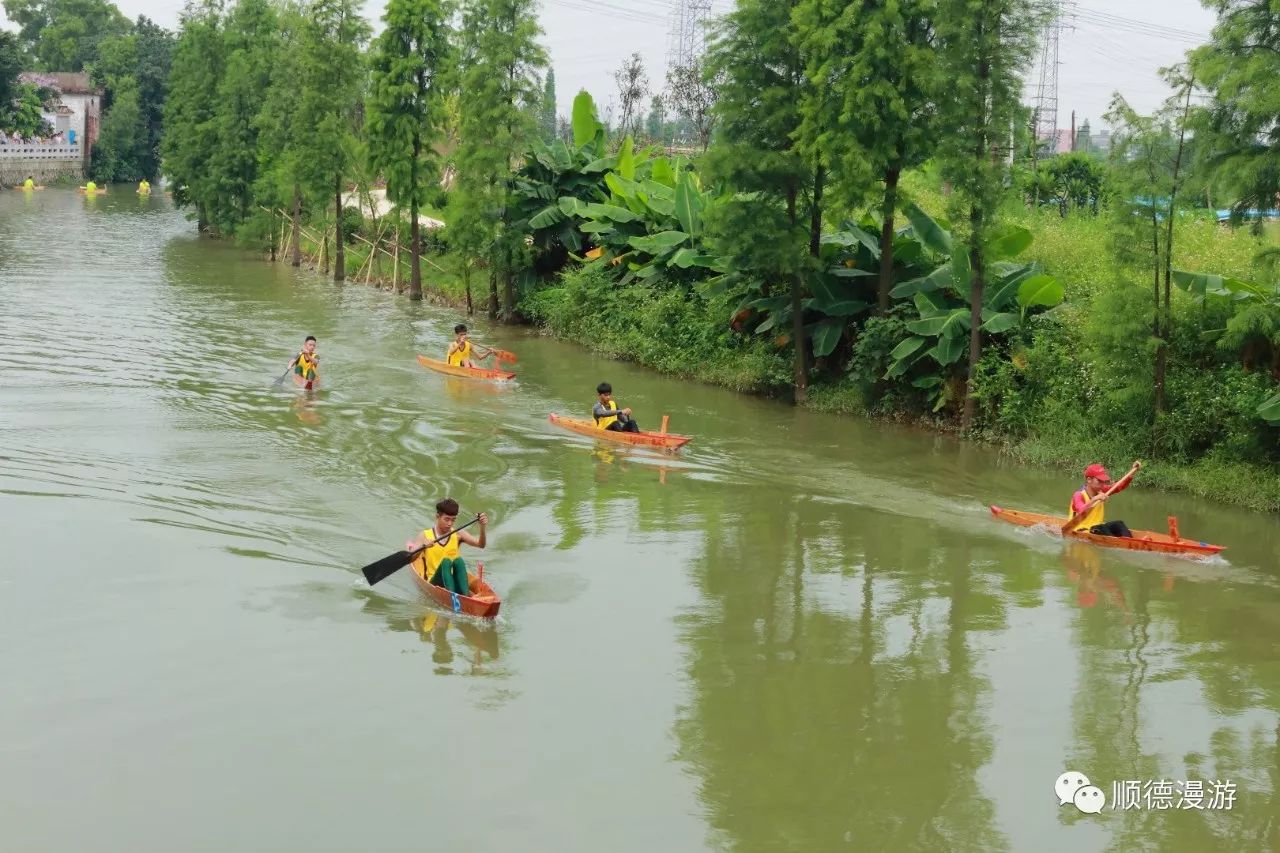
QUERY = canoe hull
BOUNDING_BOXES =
[990,505,1225,557]
[417,355,515,382]
[409,558,501,619]
[548,413,691,451]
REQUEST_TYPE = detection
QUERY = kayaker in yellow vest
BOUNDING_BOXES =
[593,382,641,433]
[405,498,488,596]
[138,179,151,194]
[289,335,320,387]
[446,323,496,368]
[23,176,34,190]
[85,180,97,193]
[1066,462,1138,537]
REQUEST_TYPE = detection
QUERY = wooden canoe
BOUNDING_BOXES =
[417,355,515,382]
[548,413,692,451]
[409,557,501,619]
[990,506,1225,557]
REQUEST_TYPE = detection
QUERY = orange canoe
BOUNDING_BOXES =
[990,506,1225,557]
[417,355,515,382]
[409,558,502,619]
[548,413,692,451]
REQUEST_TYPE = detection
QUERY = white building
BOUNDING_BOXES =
[19,71,102,150]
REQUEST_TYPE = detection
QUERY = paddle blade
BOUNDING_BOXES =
[361,549,417,585]
[493,349,518,364]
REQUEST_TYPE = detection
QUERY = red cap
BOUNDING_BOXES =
[1084,463,1110,482]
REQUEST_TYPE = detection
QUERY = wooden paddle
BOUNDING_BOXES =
[361,515,481,586]
[475,344,517,364]
[271,360,295,389]
[1061,460,1141,535]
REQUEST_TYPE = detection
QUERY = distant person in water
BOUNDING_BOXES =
[289,335,320,388]
[593,382,640,433]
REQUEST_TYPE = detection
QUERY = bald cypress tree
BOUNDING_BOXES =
[367,0,454,301]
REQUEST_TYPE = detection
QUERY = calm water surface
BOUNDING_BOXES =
[2,189,1279,852]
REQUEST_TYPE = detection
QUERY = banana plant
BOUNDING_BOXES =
[510,91,640,270]
[559,165,720,283]
[884,204,1063,380]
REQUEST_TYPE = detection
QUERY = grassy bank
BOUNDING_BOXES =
[518,216,1280,513]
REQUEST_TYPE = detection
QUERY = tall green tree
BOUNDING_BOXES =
[540,66,556,142]
[293,0,370,280]
[92,17,174,180]
[91,74,142,179]
[1190,0,1280,226]
[644,93,664,143]
[453,0,547,320]
[207,0,279,233]
[935,0,1041,431]
[1105,78,1196,431]
[3,0,130,70]
[807,0,941,313]
[162,0,225,232]
[366,0,454,301]
[252,1,307,265]
[706,0,821,402]
[0,30,24,110]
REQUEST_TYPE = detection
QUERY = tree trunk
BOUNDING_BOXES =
[488,265,499,319]
[333,173,345,282]
[408,207,423,301]
[962,204,985,434]
[809,164,825,258]
[961,36,990,435]
[464,264,474,314]
[788,184,807,404]
[269,210,277,262]
[1157,79,1194,423]
[290,184,302,267]
[1151,209,1163,418]
[877,165,901,314]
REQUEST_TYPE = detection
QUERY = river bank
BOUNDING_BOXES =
[284,220,1278,512]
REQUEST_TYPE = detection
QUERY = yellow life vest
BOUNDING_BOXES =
[1068,488,1104,533]
[594,399,618,430]
[447,340,472,367]
[86,181,97,192]
[415,528,460,579]
[23,178,34,189]
[295,351,318,380]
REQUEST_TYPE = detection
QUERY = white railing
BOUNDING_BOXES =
[0,144,82,161]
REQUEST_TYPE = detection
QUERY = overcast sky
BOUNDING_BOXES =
[1,0,1219,132]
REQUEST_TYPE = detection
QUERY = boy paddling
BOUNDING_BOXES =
[593,382,640,433]
[288,335,320,389]
[1063,460,1141,537]
[447,324,497,369]
[406,498,488,596]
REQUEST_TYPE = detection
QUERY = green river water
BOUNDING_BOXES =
[2,189,1279,852]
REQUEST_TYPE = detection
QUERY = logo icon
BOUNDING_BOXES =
[1074,785,1106,814]
[1055,771,1106,813]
